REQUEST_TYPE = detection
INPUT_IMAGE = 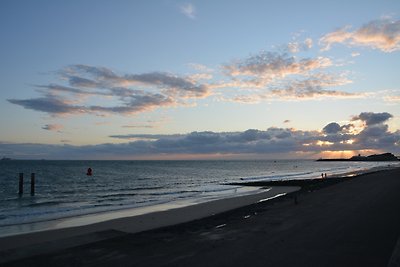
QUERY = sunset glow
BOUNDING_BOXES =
[0,1,399,159]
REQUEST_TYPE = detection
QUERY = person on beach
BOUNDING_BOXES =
[86,168,93,176]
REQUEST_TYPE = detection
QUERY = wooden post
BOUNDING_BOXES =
[31,173,35,196]
[19,173,23,195]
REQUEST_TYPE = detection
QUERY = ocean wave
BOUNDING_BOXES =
[239,171,315,181]
[99,193,136,198]
[0,159,394,232]
[140,190,201,196]
[26,200,64,207]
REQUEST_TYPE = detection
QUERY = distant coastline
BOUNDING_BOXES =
[317,152,399,162]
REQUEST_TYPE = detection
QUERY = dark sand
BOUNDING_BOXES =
[2,168,400,267]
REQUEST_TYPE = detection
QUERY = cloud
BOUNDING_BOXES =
[323,122,341,134]
[8,34,365,120]
[88,93,175,115]
[68,76,99,88]
[121,117,168,129]
[187,63,213,72]
[229,72,357,103]
[218,43,368,103]
[352,112,393,125]
[121,125,154,129]
[64,65,210,98]
[304,38,313,49]
[8,95,83,115]
[180,3,196,19]
[9,91,175,116]
[353,124,395,148]
[287,38,313,53]
[269,73,355,99]
[1,112,398,159]
[9,46,357,120]
[218,49,341,100]
[109,134,183,140]
[384,95,400,103]
[106,112,399,156]
[126,72,209,98]
[316,112,398,152]
[42,124,64,132]
[320,18,400,52]
[9,51,358,121]
[8,65,210,117]
[223,51,332,84]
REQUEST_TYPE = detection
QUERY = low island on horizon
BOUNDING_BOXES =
[317,152,399,162]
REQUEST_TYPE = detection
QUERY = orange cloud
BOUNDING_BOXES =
[320,18,400,52]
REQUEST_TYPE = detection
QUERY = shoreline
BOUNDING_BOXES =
[0,185,266,238]
[0,186,299,254]
[1,167,400,265]
[2,163,396,239]
[228,164,400,188]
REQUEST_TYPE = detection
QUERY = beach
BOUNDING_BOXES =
[2,159,390,236]
[2,1,400,266]
[1,167,400,266]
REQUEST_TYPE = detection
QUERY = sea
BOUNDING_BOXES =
[0,159,398,237]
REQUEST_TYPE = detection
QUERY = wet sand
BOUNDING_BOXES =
[0,186,299,262]
[1,168,400,266]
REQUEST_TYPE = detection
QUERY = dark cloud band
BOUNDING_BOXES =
[1,112,398,159]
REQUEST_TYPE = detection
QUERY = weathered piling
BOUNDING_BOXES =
[18,173,23,195]
[31,173,35,196]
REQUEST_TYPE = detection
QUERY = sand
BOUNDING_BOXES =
[1,168,400,266]
[0,186,299,261]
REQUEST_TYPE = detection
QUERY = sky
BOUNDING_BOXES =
[0,0,399,160]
